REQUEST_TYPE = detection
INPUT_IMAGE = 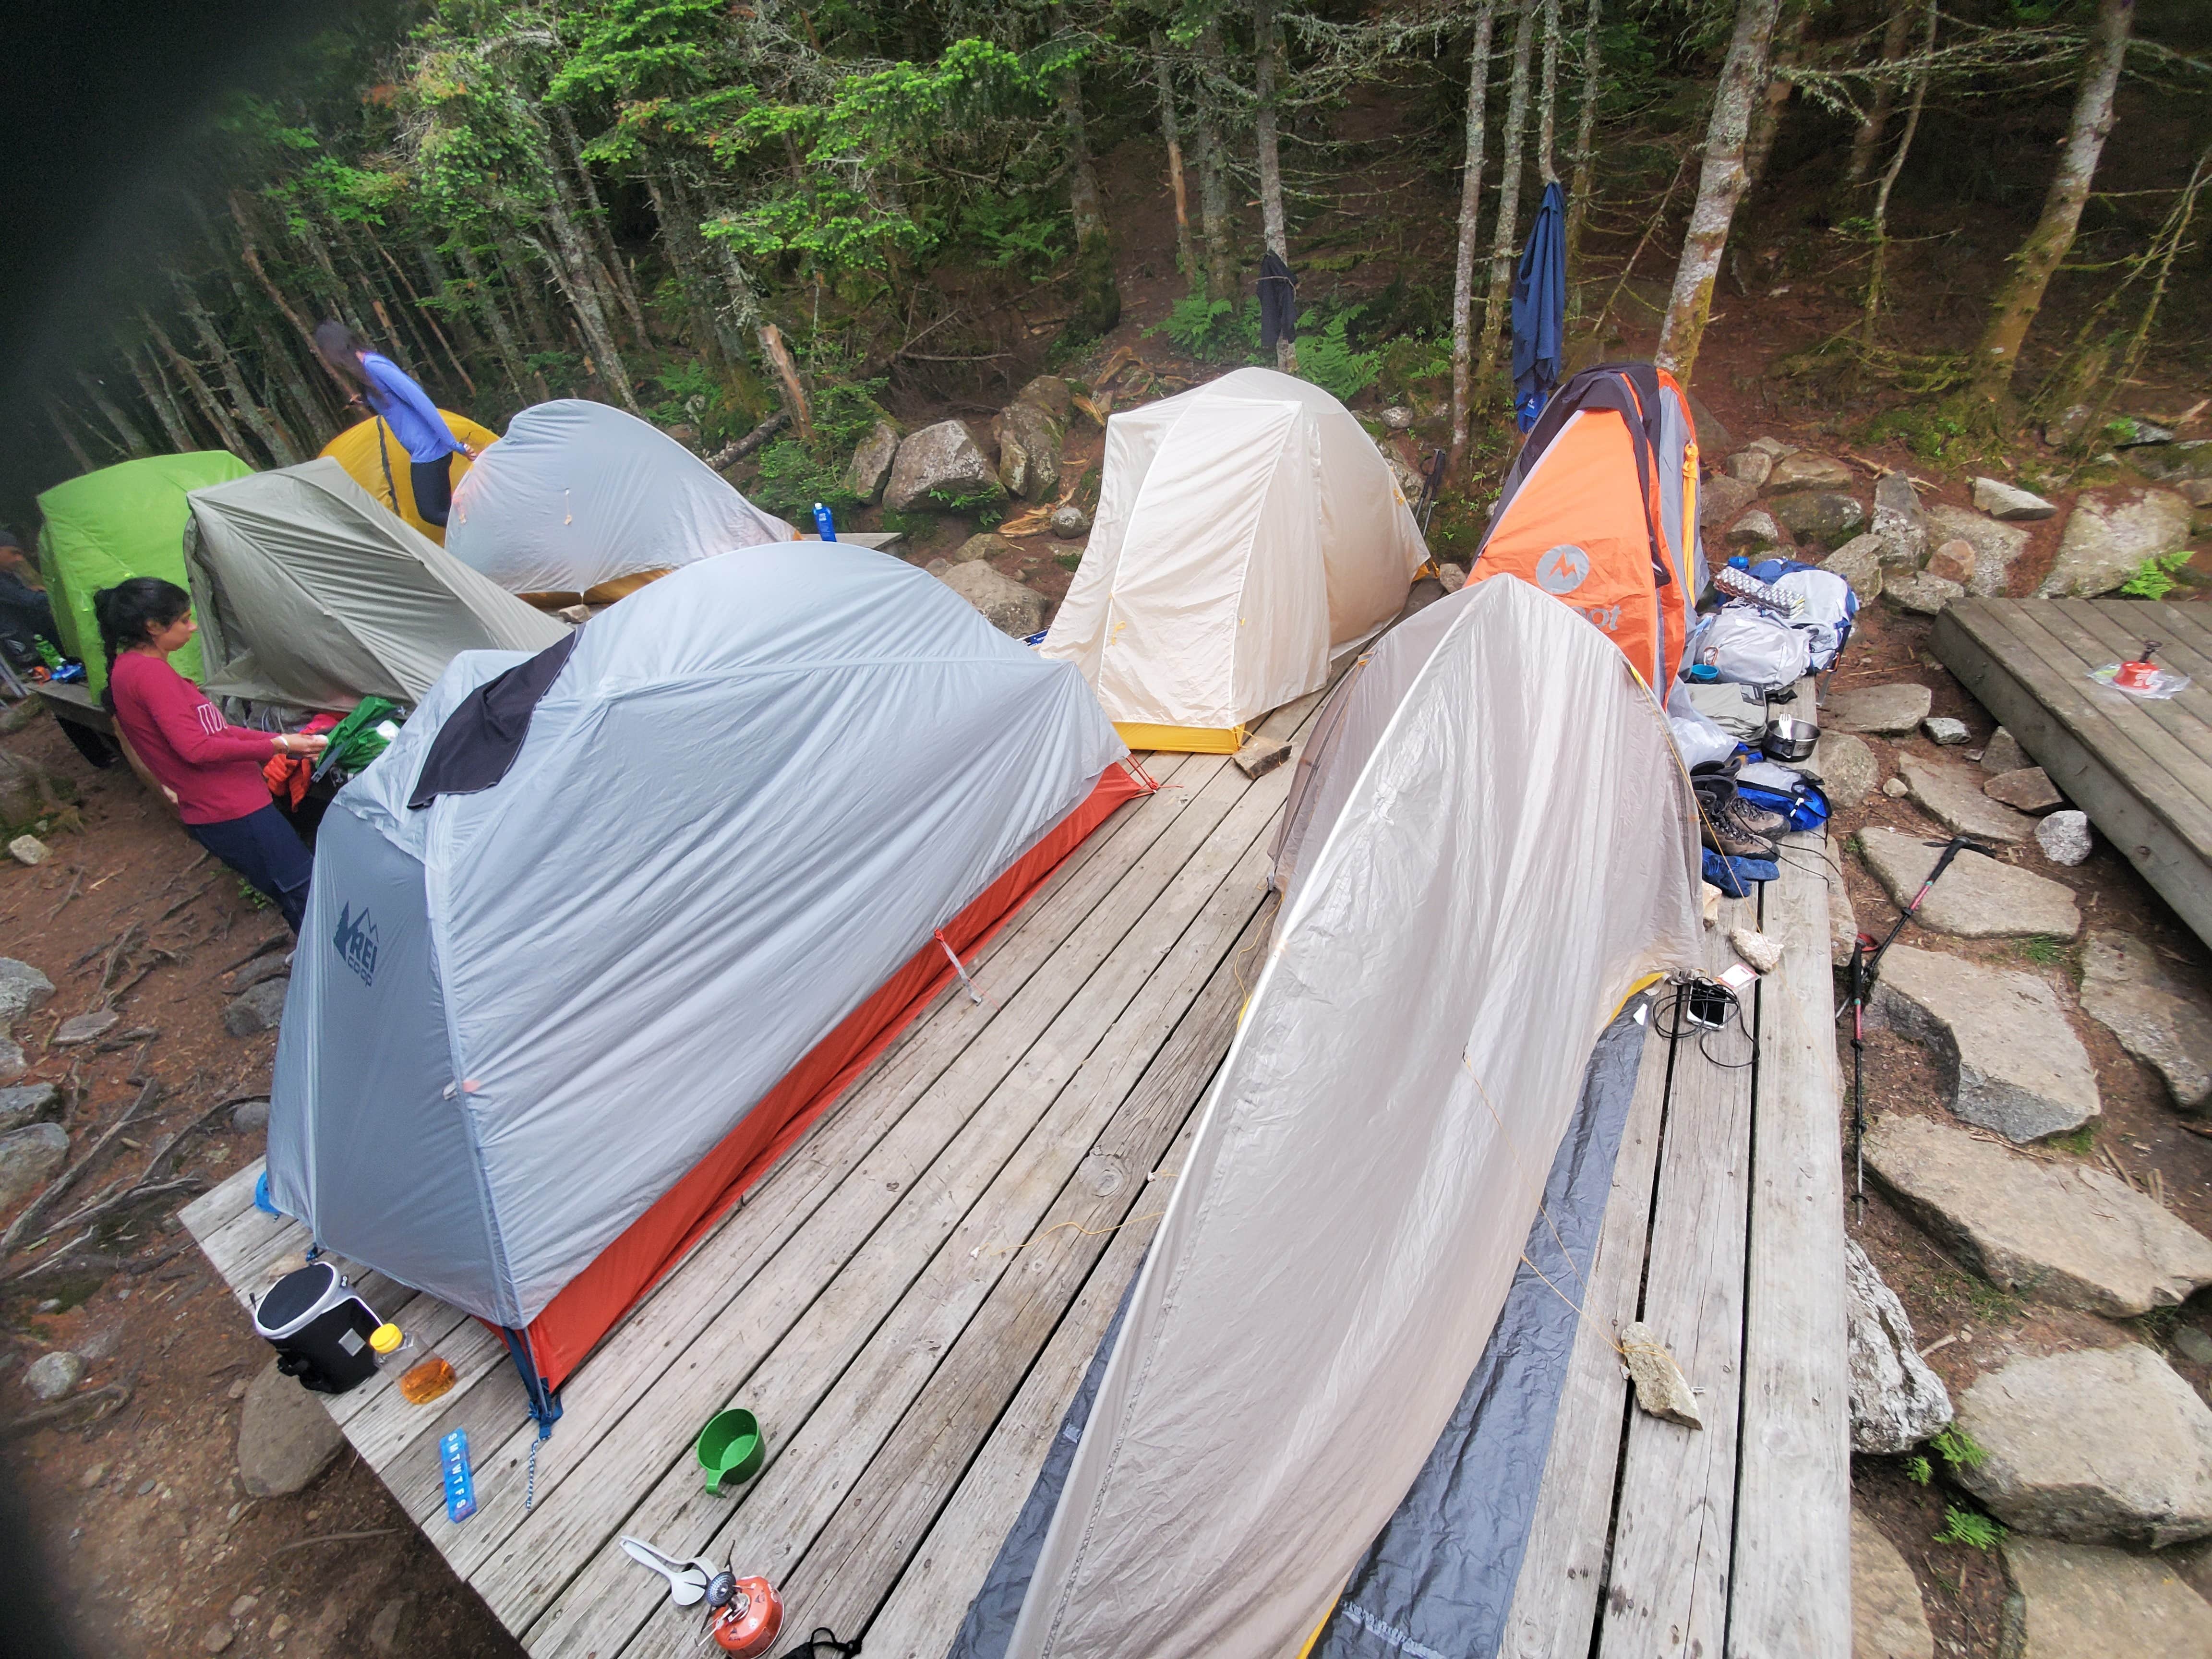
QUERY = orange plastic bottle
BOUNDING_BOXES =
[369,1323,458,1405]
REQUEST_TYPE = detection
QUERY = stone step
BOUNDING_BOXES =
[2000,1536,2212,1659]
[1899,755,2036,844]
[1857,828,2081,940]
[1871,944,2099,1142]
[2079,930,2212,1111]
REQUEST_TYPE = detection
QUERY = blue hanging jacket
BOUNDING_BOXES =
[1510,181,1568,433]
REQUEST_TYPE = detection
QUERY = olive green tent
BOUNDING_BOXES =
[36,452,252,696]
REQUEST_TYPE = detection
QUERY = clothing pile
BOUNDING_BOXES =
[1664,556,1857,892]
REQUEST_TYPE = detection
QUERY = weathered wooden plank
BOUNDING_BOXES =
[1496,1013,1673,1659]
[2145,600,2212,668]
[1727,836,1851,1659]
[2044,602,2212,777]
[1599,900,1757,1659]
[770,897,1278,1639]
[1935,605,2212,947]
[524,774,1292,1659]
[180,1159,261,1240]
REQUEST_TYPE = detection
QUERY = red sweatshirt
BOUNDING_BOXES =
[108,651,279,825]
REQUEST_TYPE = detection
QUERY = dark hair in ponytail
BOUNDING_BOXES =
[313,320,376,398]
[92,577,191,711]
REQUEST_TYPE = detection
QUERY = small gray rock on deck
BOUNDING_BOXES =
[1852,1508,1935,1659]
[2079,930,2212,1109]
[1863,1113,2212,1316]
[1857,828,2081,938]
[1826,682,1932,735]
[2000,1535,2212,1659]
[1872,945,2098,1141]
[1899,755,2037,844]
[1955,1345,2212,1546]
[1846,1239,1953,1454]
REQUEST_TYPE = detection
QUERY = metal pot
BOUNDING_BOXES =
[1763,716,1819,764]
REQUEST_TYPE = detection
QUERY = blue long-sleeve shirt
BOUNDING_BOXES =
[361,353,462,463]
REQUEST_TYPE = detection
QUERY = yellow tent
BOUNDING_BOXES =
[318,411,500,545]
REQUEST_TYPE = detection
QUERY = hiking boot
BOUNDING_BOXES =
[1701,797,1778,860]
[1730,797,1790,838]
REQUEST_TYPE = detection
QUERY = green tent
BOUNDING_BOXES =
[36,452,252,696]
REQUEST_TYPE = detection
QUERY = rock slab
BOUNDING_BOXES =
[237,1356,343,1497]
[884,420,1005,512]
[1872,945,2099,1141]
[0,1082,61,1132]
[0,1121,67,1210]
[223,979,288,1038]
[1865,1113,2212,1316]
[1985,767,2065,812]
[1872,470,1929,567]
[0,958,55,1026]
[1972,477,2058,521]
[1899,754,2036,843]
[1982,728,2030,775]
[1769,490,1867,549]
[1827,682,1932,735]
[948,531,1016,565]
[2000,1535,2212,1659]
[1768,451,1856,491]
[842,420,902,504]
[1822,534,1886,601]
[1852,1507,1936,1659]
[1845,1239,1953,1454]
[1724,449,1773,487]
[1857,827,2080,938]
[1925,503,2031,597]
[2039,487,2194,598]
[937,562,1046,637]
[1809,732,1879,808]
[1699,473,1759,531]
[1955,1344,2212,1546]
[52,1009,118,1046]
[1922,715,1971,746]
[1727,509,1782,547]
[2079,930,2212,1109]
[1883,571,1964,615]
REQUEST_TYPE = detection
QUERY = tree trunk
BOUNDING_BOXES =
[1254,0,1296,372]
[232,194,352,409]
[1538,0,1562,184]
[74,369,150,457]
[645,171,741,373]
[1845,0,1920,190]
[757,323,814,445]
[141,306,252,457]
[551,102,652,351]
[454,240,541,400]
[1058,48,1120,339]
[1653,0,1782,384]
[1564,0,1604,295]
[244,308,330,449]
[47,400,96,472]
[1743,0,1807,192]
[1862,0,1937,346]
[524,230,639,411]
[416,240,490,366]
[1195,20,1237,301]
[1968,0,2133,405]
[1451,1,1499,465]
[375,240,477,398]
[126,344,196,451]
[171,278,298,465]
[1152,36,1200,293]
[1475,0,1539,406]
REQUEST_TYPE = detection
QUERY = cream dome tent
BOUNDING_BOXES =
[182,458,566,710]
[266,541,1143,1400]
[956,577,1701,1659]
[1040,367,1427,753]
[445,398,793,599]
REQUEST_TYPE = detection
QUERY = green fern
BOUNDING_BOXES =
[2119,550,2193,601]
[1931,1425,1989,1472]
[1905,1454,1933,1486]
[1934,1505,2003,1551]
[1297,307,1383,404]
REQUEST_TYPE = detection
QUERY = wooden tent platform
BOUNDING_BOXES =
[1935,597,2212,948]
[183,702,1850,1659]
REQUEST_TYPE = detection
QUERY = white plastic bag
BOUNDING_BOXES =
[1768,568,1856,670]
[1667,679,1749,766]
[1690,606,1812,692]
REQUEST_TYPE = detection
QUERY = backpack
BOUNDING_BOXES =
[1472,362,1706,690]
[1747,557,1859,671]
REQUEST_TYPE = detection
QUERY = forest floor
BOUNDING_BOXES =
[7,117,2212,1659]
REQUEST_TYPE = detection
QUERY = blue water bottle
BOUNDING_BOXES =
[812,502,836,542]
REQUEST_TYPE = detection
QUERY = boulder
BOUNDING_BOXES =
[1767,452,1856,491]
[0,1083,63,1133]
[949,531,1017,565]
[1768,491,1867,549]
[1821,534,1886,602]
[1865,1114,2212,1316]
[1922,716,1972,746]
[22,1349,83,1402]
[1972,477,2058,521]
[1015,374,1073,424]
[1954,1345,2212,1546]
[1985,768,2065,813]
[1870,945,2099,1142]
[936,562,1046,637]
[52,1010,118,1046]
[1872,470,1929,568]
[1746,435,1798,460]
[1925,503,2032,597]
[1699,474,1759,531]
[1982,728,2030,775]
[2036,811,2093,867]
[2114,417,2176,447]
[1726,509,1783,548]
[2078,930,2212,1109]
[1845,1239,1953,1454]
[1724,449,1773,487]
[993,399,1065,501]
[0,1039,24,1084]
[1856,827,2080,939]
[1852,1508,1936,1659]
[2044,404,2093,447]
[1379,405,1416,431]
[1999,1535,2212,1659]
[1883,571,1964,615]
[223,979,288,1038]
[1899,754,2035,843]
[1827,682,1932,735]
[842,420,902,504]
[0,1121,67,1209]
[1050,505,1091,538]
[884,421,1005,512]
[2038,488,2194,599]
[237,1356,344,1497]
[231,1099,271,1135]
[1436,563,1468,592]
[1925,539,1976,586]
[1686,390,1733,456]
[0,958,55,1026]
[2124,437,2212,482]
[1807,732,1879,808]
[8,835,48,867]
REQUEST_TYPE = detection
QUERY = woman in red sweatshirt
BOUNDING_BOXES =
[97,579,327,933]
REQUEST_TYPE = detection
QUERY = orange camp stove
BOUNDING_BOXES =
[706,1575,782,1656]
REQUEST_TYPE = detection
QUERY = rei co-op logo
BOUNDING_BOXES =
[334,903,381,987]
[1535,543,1591,595]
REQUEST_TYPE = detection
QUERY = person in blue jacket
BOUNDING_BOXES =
[313,322,481,527]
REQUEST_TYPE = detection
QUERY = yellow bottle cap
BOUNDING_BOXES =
[369,1323,404,1354]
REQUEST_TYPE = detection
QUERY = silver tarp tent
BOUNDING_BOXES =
[445,398,793,595]
[182,458,565,710]
[1004,577,1702,1659]
[266,542,1126,1367]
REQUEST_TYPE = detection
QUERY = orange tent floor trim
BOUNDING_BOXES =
[518,761,1154,1391]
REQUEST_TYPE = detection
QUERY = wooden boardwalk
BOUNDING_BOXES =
[183,698,1851,1659]
[1935,597,2212,947]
